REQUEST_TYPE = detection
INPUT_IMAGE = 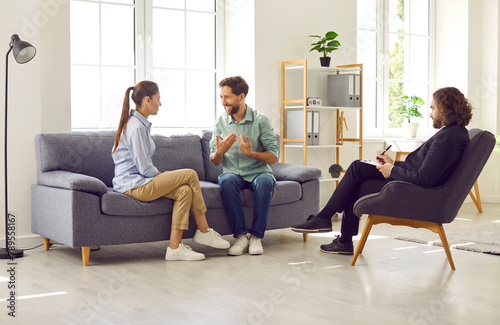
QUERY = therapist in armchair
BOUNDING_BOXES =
[292,87,473,255]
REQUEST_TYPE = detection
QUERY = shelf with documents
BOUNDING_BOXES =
[280,59,363,182]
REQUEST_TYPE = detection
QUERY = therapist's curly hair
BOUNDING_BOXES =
[219,76,249,97]
[433,87,473,127]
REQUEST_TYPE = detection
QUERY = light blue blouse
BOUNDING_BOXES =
[112,110,159,193]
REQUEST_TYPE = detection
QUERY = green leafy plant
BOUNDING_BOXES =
[309,31,341,57]
[395,95,424,123]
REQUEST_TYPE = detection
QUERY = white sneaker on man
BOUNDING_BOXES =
[228,233,249,256]
[165,243,205,261]
[249,235,264,255]
[193,228,230,249]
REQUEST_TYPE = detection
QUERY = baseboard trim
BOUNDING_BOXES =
[479,196,500,204]
[0,235,44,250]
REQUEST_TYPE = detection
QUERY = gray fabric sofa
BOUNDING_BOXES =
[31,130,321,265]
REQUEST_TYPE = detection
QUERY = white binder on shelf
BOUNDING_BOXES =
[286,110,313,146]
[354,74,361,107]
[307,111,313,145]
[312,111,320,145]
[327,74,355,107]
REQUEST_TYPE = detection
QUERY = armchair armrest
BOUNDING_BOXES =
[270,162,321,183]
[37,170,109,195]
[353,180,453,223]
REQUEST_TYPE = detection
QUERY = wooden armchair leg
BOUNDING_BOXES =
[302,233,309,242]
[81,247,90,266]
[468,180,482,213]
[351,215,375,266]
[436,225,456,270]
[43,237,50,251]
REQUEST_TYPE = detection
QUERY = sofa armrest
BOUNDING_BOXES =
[270,162,321,183]
[38,170,109,195]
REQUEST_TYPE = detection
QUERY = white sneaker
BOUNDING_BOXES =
[228,234,249,256]
[249,235,264,255]
[193,228,230,249]
[165,243,205,261]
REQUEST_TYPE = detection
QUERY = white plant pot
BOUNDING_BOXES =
[403,122,419,138]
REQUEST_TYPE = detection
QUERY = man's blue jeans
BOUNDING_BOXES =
[218,173,275,238]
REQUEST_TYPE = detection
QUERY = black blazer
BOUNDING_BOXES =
[390,125,469,188]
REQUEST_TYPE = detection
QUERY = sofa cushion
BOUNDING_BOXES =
[200,130,223,183]
[152,134,206,181]
[38,170,109,195]
[101,189,174,216]
[242,181,302,207]
[199,181,226,209]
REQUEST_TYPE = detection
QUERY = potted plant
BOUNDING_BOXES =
[309,31,341,67]
[395,94,424,138]
[328,164,343,178]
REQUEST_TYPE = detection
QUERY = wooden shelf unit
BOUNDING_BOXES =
[280,59,363,172]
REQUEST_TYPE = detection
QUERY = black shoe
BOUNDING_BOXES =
[320,236,354,255]
[291,215,332,233]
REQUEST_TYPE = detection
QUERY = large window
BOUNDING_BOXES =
[70,0,222,134]
[357,0,433,136]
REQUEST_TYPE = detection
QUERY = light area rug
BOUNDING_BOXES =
[395,222,500,255]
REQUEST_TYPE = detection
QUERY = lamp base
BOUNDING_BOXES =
[0,248,24,259]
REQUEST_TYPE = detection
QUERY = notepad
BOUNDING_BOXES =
[360,159,382,166]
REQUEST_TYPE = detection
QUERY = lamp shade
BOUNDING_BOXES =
[10,34,36,64]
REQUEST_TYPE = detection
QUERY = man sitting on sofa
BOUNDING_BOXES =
[210,76,279,256]
[292,87,473,255]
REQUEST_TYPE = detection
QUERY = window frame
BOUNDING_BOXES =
[70,0,225,134]
[358,0,435,137]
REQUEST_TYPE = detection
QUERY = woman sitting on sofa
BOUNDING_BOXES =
[112,80,230,261]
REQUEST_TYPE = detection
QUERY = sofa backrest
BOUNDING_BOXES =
[35,131,206,187]
[151,134,205,181]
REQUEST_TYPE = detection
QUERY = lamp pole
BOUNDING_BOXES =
[0,35,35,259]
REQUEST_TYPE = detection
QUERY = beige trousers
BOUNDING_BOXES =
[125,169,207,230]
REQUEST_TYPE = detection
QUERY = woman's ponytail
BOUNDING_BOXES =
[112,81,159,154]
[112,86,135,154]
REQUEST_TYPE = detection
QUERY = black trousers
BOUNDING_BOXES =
[323,160,390,237]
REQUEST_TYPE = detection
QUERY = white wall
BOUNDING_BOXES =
[0,0,71,246]
[434,0,469,92]
[223,0,256,107]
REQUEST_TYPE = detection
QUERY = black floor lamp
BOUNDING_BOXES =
[0,34,36,259]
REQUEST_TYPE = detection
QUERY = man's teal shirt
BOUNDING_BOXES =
[210,106,279,182]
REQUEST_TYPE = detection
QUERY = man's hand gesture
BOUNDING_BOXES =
[211,133,237,166]
[238,134,253,157]
[216,133,237,156]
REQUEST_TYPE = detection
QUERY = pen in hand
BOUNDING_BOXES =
[380,144,392,156]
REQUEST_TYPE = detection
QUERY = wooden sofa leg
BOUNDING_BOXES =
[303,233,309,242]
[43,237,50,250]
[81,247,90,266]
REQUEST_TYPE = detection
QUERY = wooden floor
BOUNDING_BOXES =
[2,203,500,324]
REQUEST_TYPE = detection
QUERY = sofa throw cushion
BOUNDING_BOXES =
[200,130,223,183]
[152,134,206,181]
[271,162,321,183]
[38,170,109,195]
[34,131,116,187]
